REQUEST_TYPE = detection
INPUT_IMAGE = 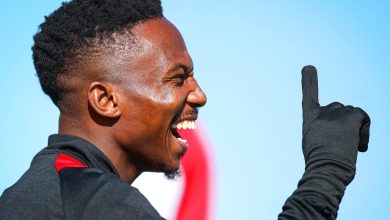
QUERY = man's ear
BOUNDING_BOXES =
[88,82,121,118]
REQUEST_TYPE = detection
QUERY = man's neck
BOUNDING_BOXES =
[58,113,140,184]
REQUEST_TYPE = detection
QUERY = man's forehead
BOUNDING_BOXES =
[89,17,192,82]
[132,18,188,55]
[127,18,192,70]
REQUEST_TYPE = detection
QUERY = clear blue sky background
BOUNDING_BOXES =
[1,1,389,219]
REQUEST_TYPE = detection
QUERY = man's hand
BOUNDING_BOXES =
[279,65,371,220]
[301,65,370,183]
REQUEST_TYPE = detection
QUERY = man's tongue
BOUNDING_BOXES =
[177,128,195,146]
[177,129,192,140]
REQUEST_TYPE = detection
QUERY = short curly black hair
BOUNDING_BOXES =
[33,0,163,105]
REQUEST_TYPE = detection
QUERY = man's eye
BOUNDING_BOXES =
[174,74,186,86]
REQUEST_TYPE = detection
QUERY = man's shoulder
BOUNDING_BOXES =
[0,150,63,219]
[0,142,164,220]
[59,167,163,219]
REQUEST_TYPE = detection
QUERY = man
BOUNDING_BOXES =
[0,0,370,219]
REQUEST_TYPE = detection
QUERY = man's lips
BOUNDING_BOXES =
[173,109,198,124]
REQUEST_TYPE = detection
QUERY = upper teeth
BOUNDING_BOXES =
[172,120,196,130]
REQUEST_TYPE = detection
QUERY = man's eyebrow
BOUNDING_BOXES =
[168,63,193,73]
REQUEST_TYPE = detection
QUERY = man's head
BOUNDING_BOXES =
[33,0,207,180]
[33,0,163,106]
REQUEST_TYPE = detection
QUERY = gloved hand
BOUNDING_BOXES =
[301,65,370,183]
[302,65,371,216]
[279,65,371,220]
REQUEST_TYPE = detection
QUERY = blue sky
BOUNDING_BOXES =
[1,1,389,219]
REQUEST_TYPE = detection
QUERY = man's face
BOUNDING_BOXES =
[108,18,206,177]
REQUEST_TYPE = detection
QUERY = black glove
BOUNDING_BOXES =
[279,65,371,220]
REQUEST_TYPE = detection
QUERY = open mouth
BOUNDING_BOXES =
[169,108,198,152]
[170,120,197,148]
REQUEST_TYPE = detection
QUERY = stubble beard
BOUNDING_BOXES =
[163,168,182,180]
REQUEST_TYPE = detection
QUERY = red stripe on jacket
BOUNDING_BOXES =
[55,153,88,172]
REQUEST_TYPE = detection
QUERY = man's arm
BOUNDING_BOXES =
[278,66,371,220]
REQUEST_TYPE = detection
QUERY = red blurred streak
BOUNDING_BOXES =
[175,124,214,220]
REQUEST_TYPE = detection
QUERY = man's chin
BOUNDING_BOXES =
[163,168,182,180]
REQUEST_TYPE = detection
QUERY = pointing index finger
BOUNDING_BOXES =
[302,65,320,119]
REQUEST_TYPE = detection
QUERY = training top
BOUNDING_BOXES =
[0,134,164,220]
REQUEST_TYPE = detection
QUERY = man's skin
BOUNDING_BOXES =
[58,17,206,184]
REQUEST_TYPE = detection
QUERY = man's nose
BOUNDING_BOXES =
[187,85,207,107]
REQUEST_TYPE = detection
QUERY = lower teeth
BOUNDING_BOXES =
[178,138,187,144]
